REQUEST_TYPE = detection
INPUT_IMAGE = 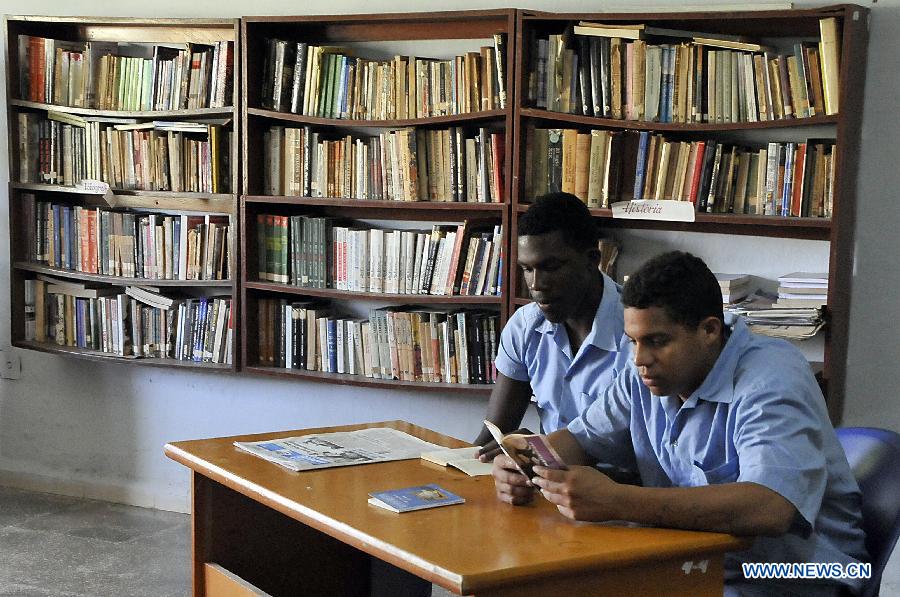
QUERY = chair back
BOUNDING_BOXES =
[836,427,900,597]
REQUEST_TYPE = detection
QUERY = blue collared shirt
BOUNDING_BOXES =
[569,318,867,594]
[495,273,629,433]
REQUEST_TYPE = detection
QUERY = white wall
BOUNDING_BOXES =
[1,0,897,513]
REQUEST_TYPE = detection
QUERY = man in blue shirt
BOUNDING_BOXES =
[475,192,629,458]
[492,251,867,596]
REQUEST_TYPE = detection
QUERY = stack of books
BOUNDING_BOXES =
[776,272,828,308]
[716,273,751,305]
[727,288,824,340]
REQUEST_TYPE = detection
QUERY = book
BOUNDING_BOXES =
[574,22,645,41]
[368,483,465,513]
[778,271,828,285]
[420,446,493,476]
[483,420,566,481]
[818,17,841,115]
[715,273,750,289]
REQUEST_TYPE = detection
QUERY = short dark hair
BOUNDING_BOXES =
[518,192,598,252]
[622,251,724,328]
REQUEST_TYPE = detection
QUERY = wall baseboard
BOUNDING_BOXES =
[0,468,190,514]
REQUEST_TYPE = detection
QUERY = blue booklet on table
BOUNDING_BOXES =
[368,484,465,513]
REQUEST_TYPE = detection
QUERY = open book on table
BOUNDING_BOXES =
[483,420,567,481]
[420,447,493,476]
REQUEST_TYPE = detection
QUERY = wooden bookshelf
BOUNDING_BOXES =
[5,16,241,370]
[240,10,516,390]
[510,6,869,422]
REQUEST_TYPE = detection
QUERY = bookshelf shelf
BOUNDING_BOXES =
[5,15,241,369]
[10,182,234,204]
[244,281,503,304]
[510,6,868,422]
[519,108,839,132]
[247,107,507,128]
[240,10,516,389]
[14,262,234,287]
[242,195,505,213]
[513,203,831,240]
[13,340,235,371]
[9,99,235,120]
[244,364,493,394]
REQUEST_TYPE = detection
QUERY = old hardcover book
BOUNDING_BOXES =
[586,129,609,207]
[561,129,578,194]
[547,129,563,194]
[818,17,841,115]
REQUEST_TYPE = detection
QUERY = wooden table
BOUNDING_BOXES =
[165,420,747,596]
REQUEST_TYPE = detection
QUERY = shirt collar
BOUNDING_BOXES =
[681,317,751,406]
[536,273,623,354]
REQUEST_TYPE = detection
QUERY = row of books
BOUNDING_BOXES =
[17,36,234,110]
[264,125,504,203]
[257,215,503,297]
[17,112,232,193]
[257,300,498,384]
[524,128,624,208]
[21,196,230,281]
[25,278,233,362]
[259,34,507,119]
[525,126,835,217]
[527,18,840,123]
[631,134,836,217]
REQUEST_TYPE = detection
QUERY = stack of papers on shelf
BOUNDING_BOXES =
[368,484,465,513]
[234,427,443,472]
[728,290,825,340]
[776,272,828,308]
[716,273,752,304]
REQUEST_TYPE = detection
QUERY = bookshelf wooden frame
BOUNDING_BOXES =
[240,10,516,392]
[510,5,868,422]
[4,15,242,371]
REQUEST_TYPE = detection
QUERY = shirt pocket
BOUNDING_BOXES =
[576,391,596,415]
[690,459,740,486]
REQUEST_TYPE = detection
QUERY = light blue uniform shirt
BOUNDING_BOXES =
[569,318,867,594]
[495,273,629,433]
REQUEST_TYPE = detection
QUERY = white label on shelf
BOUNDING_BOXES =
[75,179,111,195]
[611,200,696,222]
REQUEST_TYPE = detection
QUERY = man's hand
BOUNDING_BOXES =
[491,454,536,505]
[477,427,533,462]
[531,465,623,521]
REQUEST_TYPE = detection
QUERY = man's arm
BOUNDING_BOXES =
[533,466,796,536]
[475,372,534,457]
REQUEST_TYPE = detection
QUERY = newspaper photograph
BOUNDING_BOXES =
[234,427,444,471]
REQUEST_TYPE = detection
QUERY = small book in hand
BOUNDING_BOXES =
[483,420,567,481]
[368,484,465,513]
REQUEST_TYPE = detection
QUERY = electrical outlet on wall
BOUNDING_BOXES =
[0,350,22,380]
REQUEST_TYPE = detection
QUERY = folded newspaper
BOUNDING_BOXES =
[234,427,444,471]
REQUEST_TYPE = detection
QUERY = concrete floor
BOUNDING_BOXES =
[0,486,897,597]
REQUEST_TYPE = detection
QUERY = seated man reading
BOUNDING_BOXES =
[476,192,629,458]
[492,251,867,596]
